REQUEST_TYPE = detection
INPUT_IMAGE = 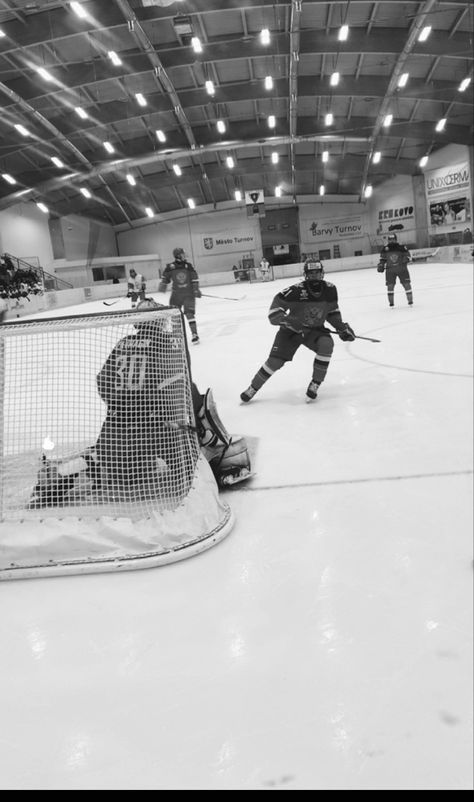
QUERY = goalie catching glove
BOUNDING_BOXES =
[338,322,356,342]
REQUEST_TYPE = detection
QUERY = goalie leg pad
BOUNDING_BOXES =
[204,435,252,488]
[197,388,231,448]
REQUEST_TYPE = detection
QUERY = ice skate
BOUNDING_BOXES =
[240,385,257,403]
[306,381,319,401]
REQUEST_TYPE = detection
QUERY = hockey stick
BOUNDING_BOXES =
[327,328,381,343]
[103,300,120,306]
[201,292,246,301]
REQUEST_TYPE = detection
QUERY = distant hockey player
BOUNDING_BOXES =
[158,247,202,344]
[259,256,271,281]
[377,233,413,307]
[127,268,146,308]
[240,258,355,403]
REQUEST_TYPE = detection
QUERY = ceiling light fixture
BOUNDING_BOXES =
[75,107,88,119]
[135,93,147,107]
[216,120,226,133]
[104,142,115,154]
[70,2,87,19]
[458,77,471,92]
[191,37,202,53]
[330,72,340,86]
[398,72,409,88]
[383,114,393,127]
[2,173,16,185]
[271,152,279,164]
[319,185,325,196]
[51,156,64,168]
[126,174,136,186]
[322,151,329,163]
[80,187,91,198]
[187,198,195,209]
[419,155,429,167]
[226,156,234,169]
[338,25,349,41]
[418,26,431,42]
[234,190,242,202]
[265,76,273,90]
[268,115,276,128]
[156,130,166,142]
[364,185,373,198]
[260,29,270,45]
[205,80,215,96]
[325,113,333,126]
[275,186,282,197]
[372,151,381,163]
[108,51,122,67]
[435,118,446,132]
[145,207,154,218]
[172,164,182,176]
[15,124,30,136]
[36,202,49,213]
[36,67,54,82]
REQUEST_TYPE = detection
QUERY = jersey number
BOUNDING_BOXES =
[115,353,148,391]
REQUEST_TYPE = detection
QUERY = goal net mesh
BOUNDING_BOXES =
[0,307,233,579]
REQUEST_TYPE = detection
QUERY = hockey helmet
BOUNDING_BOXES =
[387,233,398,242]
[136,298,163,312]
[173,247,185,261]
[134,298,167,333]
[304,259,324,284]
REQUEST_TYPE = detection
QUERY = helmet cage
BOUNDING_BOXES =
[304,260,324,282]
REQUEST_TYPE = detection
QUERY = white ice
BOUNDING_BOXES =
[1,262,472,790]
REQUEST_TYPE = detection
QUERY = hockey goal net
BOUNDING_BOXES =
[0,307,234,580]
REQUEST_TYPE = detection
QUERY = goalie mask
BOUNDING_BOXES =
[304,259,325,286]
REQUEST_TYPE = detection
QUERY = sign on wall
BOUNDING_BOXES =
[376,202,415,235]
[244,189,264,206]
[194,229,257,257]
[425,162,472,231]
[302,215,364,243]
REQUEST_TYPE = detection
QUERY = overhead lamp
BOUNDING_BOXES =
[191,37,202,53]
[104,142,115,154]
[398,72,409,88]
[319,185,325,196]
[108,51,122,67]
[338,25,349,41]
[435,118,446,132]
[260,28,270,45]
[234,190,242,202]
[268,115,276,128]
[172,164,182,176]
[265,76,273,90]
[226,156,234,169]
[274,186,282,197]
[0,29,6,38]
[145,207,154,218]
[135,93,147,107]
[205,80,215,96]
[271,152,279,164]
[80,187,91,198]
[2,173,16,185]
[156,129,166,142]
[364,185,373,198]
[372,151,381,163]
[216,120,226,133]
[419,155,429,167]
[15,124,30,136]
[126,174,136,186]
[418,26,431,42]
[383,114,393,127]
[51,156,64,168]
[70,2,87,19]
[36,67,54,82]
[36,202,49,213]
[458,77,471,92]
[330,72,340,86]
[322,150,329,163]
[187,198,195,209]
[325,113,333,126]
[75,106,88,119]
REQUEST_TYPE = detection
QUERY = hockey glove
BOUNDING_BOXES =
[194,288,202,298]
[158,282,167,293]
[377,262,385,273]
[338,323,356,342]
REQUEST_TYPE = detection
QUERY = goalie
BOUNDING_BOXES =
[28,299,251,508]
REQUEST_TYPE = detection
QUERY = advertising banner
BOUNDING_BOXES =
[194,229,257,257]
[425,161,472,233]
[302,215,364,243]
[376,202,415,235]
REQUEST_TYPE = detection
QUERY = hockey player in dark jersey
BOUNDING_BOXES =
[240,259,355,402]
[377,233,413,307]
[158,247,202,344]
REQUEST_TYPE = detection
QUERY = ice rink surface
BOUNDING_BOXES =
[1,262,472,790]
